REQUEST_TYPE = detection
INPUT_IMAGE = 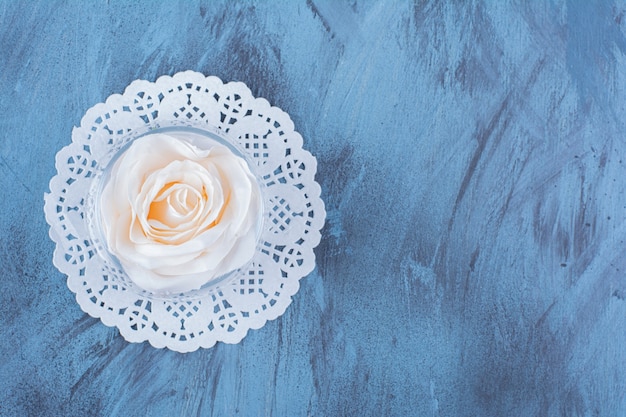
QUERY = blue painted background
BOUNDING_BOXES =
[2,0,626,415]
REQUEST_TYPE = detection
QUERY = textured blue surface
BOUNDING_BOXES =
[2,0,626,415]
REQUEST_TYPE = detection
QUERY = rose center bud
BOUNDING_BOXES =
[148,182,204,228]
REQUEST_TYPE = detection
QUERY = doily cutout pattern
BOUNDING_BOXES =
[44,71,325,352]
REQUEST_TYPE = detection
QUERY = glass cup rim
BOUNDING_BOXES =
[85,120,267,302]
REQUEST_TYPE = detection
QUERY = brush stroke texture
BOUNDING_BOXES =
[2,0,626,415]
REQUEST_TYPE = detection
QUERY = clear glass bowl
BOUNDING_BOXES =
[85,120,266,302]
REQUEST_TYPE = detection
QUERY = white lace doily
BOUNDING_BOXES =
[44,71,325,352]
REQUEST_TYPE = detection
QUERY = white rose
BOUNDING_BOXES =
[100,132,262,293]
